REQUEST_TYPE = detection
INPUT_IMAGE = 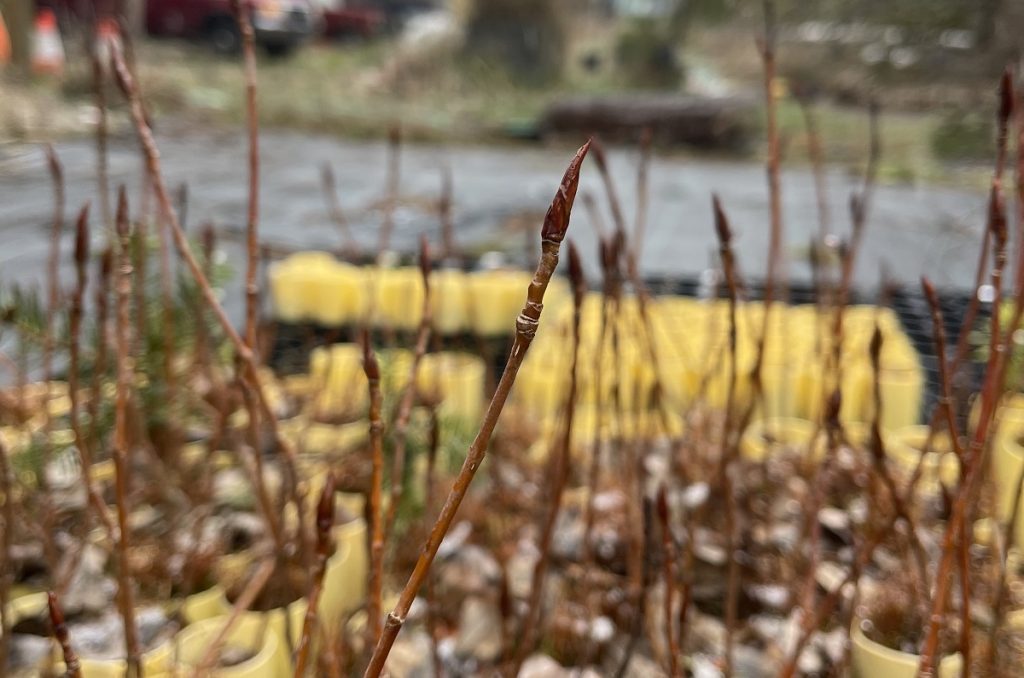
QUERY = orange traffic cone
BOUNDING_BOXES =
[0,11,11,65]
[32,8,64,76]
[94,17,120,69]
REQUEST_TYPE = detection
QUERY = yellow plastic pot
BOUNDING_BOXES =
[417,352,486,421]
[430,269,470,334]
[850,622,962,678]
[171,612,289,677]
[178,585,231,625]
[214,520,367,651]
[308,262,368,327]
[993,419,1024,543]
[280,418,367,456]
[740,417,822,462]
[269,251,338,323]
[886,425,960,495]
[467,270,532,336]
[3,592,178,677]
[373,266,426,331]
[308,344,369,418]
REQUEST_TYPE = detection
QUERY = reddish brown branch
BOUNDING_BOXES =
[712,194,742,675]
[49,591,82,678]
[385,237,433,535]
[363,140,591,677]
[111,42,305,562]
[294,473,337,677]
[364,332,385,647]
[657,485,680,677]
[112,187,142,675]
[511,240,586,674]
[321,162,357,256]
[68,205,116,538]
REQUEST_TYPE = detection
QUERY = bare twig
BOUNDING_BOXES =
[921,278,971,673]
[439,165,455,259]
[363,140,591,677]
[49,591,82,678]
[364,331,385,647]
[378,125,401,254]
[194,556,276,676]
[758,0,784,308]
[384,238,433,535]
[111,43,306,562]
[321,162,357,256]
[918,175,1013,677]
[657,485,680,677]
[112,187,142,676]
[294,473,337,677]
[634,128,653,263]
[68,205,116,538]
[90,42,111,227]
[712,195,742,676]
[511,240,586,674]
[0,439,14,671]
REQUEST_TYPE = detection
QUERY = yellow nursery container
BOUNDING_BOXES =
[269,251,336,323]
[308,344,369,418]
[993,418,1024,543]
[467,270,532,336]
[308,262,369,327]
[431,268,471,334]
[417,352,486,421]
[171,612,289,677]
[850,622,962,678]
[740,417,822,462]
[886,425,961,495]
[373,266,426,331]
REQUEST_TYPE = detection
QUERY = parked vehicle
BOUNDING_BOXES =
[146,0,318,56]
[316,0,383,40]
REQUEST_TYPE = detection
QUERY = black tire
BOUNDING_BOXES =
[264,42,297,58]
[207,17,241,55]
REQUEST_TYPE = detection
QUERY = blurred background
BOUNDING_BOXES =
[0,0,1021,292]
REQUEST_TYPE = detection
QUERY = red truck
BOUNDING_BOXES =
[39,0,318,56]
[145,0,318,55]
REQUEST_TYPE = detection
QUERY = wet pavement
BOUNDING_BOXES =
[0,129,988,313]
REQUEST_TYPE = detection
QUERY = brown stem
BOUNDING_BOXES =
[511,241,586,675]
[363,140,591,677]
[112,187,142,677]
[89,248,112,452]
[320,162,357,256]
[294,473,337,677]
[657,485,680,677]
[918,179,1013,677]
[111,43,306,562]
[48,591,82,678]
[68,205,116,538]
[378,125,401,254]
[796,95,829,240]
[194,556,276,676]
[384,237,433,536]
[424,408,442,678]
[759,0,783,309]
[633,128,653,263]
[440,165,455,259]
[713,195,742,676]
[0,438,13,672]
[364,331,385,647]
[91,44,111,227]
[921,279,972,672]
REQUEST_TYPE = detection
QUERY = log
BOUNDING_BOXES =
[540,94,754,151]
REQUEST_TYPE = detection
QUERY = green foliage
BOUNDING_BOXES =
[930,110,995,163]
[463,0,567,85]
[615,18,684,89]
